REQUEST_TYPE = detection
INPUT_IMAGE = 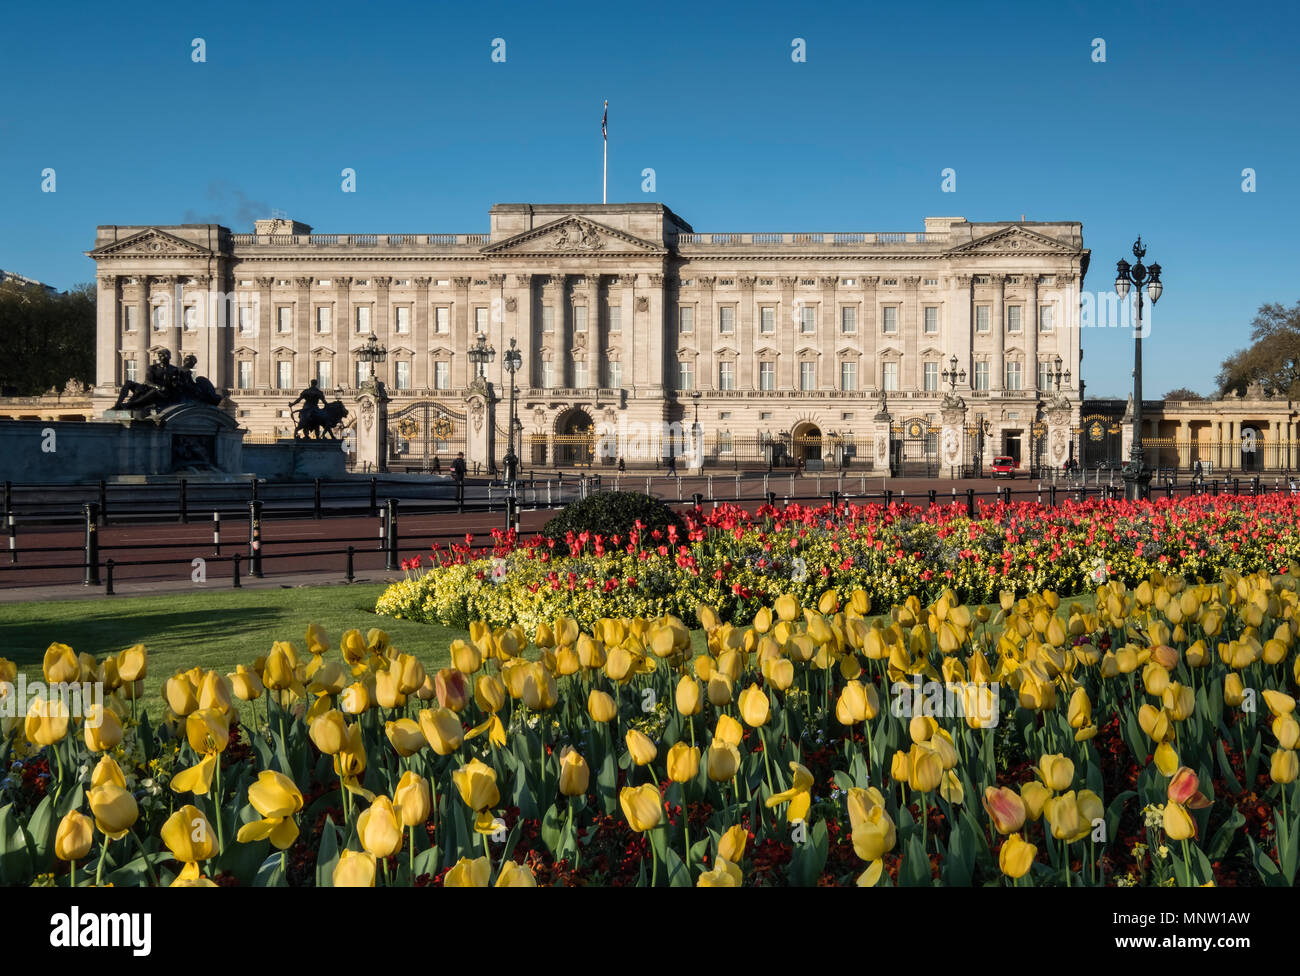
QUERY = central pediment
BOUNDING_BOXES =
[90,228,213,258]
[480,216,668,257]
[948,226,1078,255]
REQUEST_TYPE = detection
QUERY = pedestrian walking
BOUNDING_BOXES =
[1194,459,1203,485]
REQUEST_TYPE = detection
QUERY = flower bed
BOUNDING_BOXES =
[2,564,1298,887]
[376,494,1300,632]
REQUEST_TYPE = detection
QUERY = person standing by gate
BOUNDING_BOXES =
[451,452,467,510]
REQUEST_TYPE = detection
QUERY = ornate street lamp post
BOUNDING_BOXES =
[502,337,522,488]
[941,355,966,393]
[1051,354,1072,395]
[1115,237,1164,500]
[467,331,496,381]
[357,334,387,386]
[690,390,702,469]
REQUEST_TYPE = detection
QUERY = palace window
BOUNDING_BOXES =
[1038,361,1052,392]
[395,361,410,390]
[316,361,332,389]
[124,359,138,383]
[882,278,898,286]
[542,361,554,388]
[278,307,292,333]
[1039,305,1055,332]
[574,360,589,388]
[183,305,198,331]
[840,306,857,334]
[435,307,449,334]
[719,306,735,334]
[574,306,588,333]
[123,306,139,332]
[974,361,990,391]
[840,361,857,391]
[923,362,939,392]
[759,361,775,390]
[718,432,733,453]
[1007,305,1022,333]
[800,306,816,334]
[276,361,292,389]
[608,305,621,332]
[152,305,167,331]
[236,361,252,389]
[679,307,694,334]
[541,306,554,333]
[238,306,255,334]
[975,305,990,333]
[678,360,694,391]
[435,361,450,390]
[924,278,939,287]
[356,306,371,333]
[760,307,775,334]
[719,361,735,390]
[1006,361,1023,391]
[882,362,899,391]
[355,361,368,387]
[394,307,410,334]
[882,306,898,334]
[474,307,489,334]
[799,361,816,391]
[317,307,331,334]
[608,361,622,388]
[923,306,939,334]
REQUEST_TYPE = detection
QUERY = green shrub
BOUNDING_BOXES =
[540,490,686,554]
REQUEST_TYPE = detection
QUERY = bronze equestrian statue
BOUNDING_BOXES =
[290,379,348,439]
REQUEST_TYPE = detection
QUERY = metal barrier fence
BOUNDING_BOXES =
[2,473,1292,593]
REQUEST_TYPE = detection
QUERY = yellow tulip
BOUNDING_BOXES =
[374,667,405,709]
[982,786,1027,835]
[774,594,800,622]
[495,860,538,886]
[835,680,875,725]
[334,849,376,887]
[161,805,217,864]
[474,674,506,714]
[358,796,405,859]
[1044,791,1087,842]
[521,663,558,710]
[186,708,230,755]
[619,784,663,832]
[625,729,658,766]
[1036,754,1075,793]
[1271,749,1299,785]
[717,824,748,863]
[333,722,367,781]
[229,664,263,701]
[999,832,1037,879]
[708,741,741,782]
[890,749,910,784]
[419,707,465,756]
[310,709,348,755]
[559,748,590,797]
[1163,801,1196,841]
[765,762,814,822]
[24,696,69,747]
[339,681,370,715]
[587,690,618,723]
[385,718,426,758]
[451,639,482,675]
[737,683,770,728]
[165,674,199,716]
[675,676,702,716]
[1263,690,1297,717]
[666,742,701,783]
[116,644,147,683]
[714,714,743,747]
[235,770,303,849]
[707,672,734,706]
[1162,683,1196,721]
[697,858,744,886]
[394,771,431,826]
[54,811,94,862]
[851,805,897,861]
[83,704,122,753]
[43,643,80,683]
[88,784,138,840]
[766,657,795,691]
[452,758,500,812]
[1020,781,1051,821]
[907,744,943,793]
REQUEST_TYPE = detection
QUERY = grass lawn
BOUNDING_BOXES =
[0,584,465,715]
[1,581,1097,718]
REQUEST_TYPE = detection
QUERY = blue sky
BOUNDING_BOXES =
[2,0,1296,397]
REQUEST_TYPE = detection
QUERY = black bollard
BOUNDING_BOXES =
[213,512,221,556]
[1233,477,1239,495]
[346,545,355,584]
[885,489,893,507]
[385,498,399,571]
[232,552,242,588]
[7,513,15,564]
[179,478,188,524]
[314,478,322,520]
[369,477,378,516]
[927,489,936,507]
[966,488,975,517]
[99,479,109,526]
[104,558,115,597]
[248,500,264,578]
[831,490,840,510]
[83,502,101,586]
[765,491,776,508]
[1049,484,1057,507]
[692,492,704,509]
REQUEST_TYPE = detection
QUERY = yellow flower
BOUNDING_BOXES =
[24,697,69,747]
[310,709,348,755]
[54,811,94,862]
[1271,749,1299,785]
[587,690,618,723]
[87,784,138,840]
[452,758,500,812]
[907,744,943,793]
[851,804,897,861]
[675,677,702,716]
[419,707,464,756]
[357,796,405,859]
[495,860,538,886]
[999,832,1037,879]
[765,762,813,822]
[394,771,432,826]
[666,742,700,783]
[717,824,748,863]
[1163,801,1196,841]
[625,729,658,766]
[161,805,217,864]
[42,643,79,683]
[714,714,743,747]
[619,784,663,832]
[83,704,122,753]
[737,683,770,728]
[707,741,741,782]
[1036,753,1075,793]
[444,856,491,887]
[116,644,147,683]
[235,770,303,849]
[333,849,376,887]
[697,858,744,886]
[385,717,426,758]
[559,748,590,797]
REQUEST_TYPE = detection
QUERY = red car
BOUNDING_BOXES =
[991,456,1017,479]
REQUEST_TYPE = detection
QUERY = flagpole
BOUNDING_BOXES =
[602,99,608,204]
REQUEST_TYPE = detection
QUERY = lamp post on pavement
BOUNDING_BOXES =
[1114,237,1164,500]
[501,338,522,529]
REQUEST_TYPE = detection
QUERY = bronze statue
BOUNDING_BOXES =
[113,349,180,411]
[291,379,348,439]
[180,355,223,405]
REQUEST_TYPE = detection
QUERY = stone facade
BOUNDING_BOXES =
[86,204,1089,471]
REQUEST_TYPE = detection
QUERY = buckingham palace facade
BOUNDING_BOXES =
[87,203,1087,472]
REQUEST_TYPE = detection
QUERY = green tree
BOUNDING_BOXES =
[0,280,95,395]
[1162,388,1204,401]
[1216,300,1300,397]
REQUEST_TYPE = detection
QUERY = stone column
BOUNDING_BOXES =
[373,277,393,388]
[513,273,533,390]
[820,276,838,388]
[862,277,879,390]
[872,395,894,476]
[465,382,496,474]
[1026,274,1040,392]
[991,274,1006,391]
[738,276,756,388]
[586,274,602,389]
[136,277,152,376]
[413,277,430,389]
[255,277,273,389]
[949,273,972,385]
[779,276,797,389]
[902,276,920,390]
[96,275,119,392]
[294,276,313,388]
[1045,397,1073,473]
[335,276,353,390]
[647,273,665,394]
[545,274,566,387]
[939,395,967,479]
[698,276,716,391]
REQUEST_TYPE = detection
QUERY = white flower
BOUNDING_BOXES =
[1089,557,1109,585]
[491,558,508,585]
[791,556,808,583]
